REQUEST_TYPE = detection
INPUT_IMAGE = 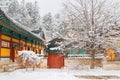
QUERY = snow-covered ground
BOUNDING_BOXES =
[0,68,120,80]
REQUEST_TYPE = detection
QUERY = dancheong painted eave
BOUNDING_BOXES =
[0,8,45,46]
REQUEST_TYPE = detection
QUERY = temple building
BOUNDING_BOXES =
[0,8,45,62]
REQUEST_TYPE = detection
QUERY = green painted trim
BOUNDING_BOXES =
[0,9,44,45]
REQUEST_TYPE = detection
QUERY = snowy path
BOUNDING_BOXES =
[0,69,80,80]
[0,68,120,80]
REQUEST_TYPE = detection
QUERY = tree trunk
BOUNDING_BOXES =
[90,41,95,69]
[90,49,95,69]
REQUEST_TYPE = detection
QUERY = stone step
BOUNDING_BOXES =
[0,62,24,72]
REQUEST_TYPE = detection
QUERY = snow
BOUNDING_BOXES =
[0,68,120,80]
[17,50,43,66]
[0,8,45,42]
[0,69,79,80]
[6,13,45,41]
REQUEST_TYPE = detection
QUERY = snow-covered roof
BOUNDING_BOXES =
[0,8,45,43]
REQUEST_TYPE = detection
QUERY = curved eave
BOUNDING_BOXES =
[0,8,43,43]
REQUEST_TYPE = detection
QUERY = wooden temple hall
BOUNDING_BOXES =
[0,8,45,62]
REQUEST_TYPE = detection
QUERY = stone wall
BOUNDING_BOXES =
[41,58,48,68]
[103,61,120,70]
[40,57,103,69]
[64,58,103,69]
[0,57,103,72]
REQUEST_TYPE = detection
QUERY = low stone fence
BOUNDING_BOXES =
[0,57,104,72]
[64,57,103,69]
[103,61,120,70]
[40,57,103,69]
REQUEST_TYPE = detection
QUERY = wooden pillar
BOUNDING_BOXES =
[10,33,15,62]
[19,35,22,50]
[31,43,33,51]
[20,41,23,50]
[36,42,38,54]
[38,43,40,54]
[19,39,21,50]
[25,38,27,50]
[0,31,2,60]
[35,41,36,53]
[25,41,27,50]
[39,43,41,54]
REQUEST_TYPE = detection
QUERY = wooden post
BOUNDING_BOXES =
[25,38,27,50]
[24,40,27,50]
[0,31,2,60]
[38,43,40,54]
[18,39,20,50]
[35,45,36,53]
[20,41,23,50]
[10,34,15,62]
[19,35,22,50]
[10,35,13,60]
[31,43,32,51]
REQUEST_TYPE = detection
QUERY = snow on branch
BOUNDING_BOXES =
[16,50,43,71]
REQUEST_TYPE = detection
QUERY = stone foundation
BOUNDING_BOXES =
[0,61,24,72]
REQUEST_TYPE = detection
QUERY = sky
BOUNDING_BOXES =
[18,0,65,16]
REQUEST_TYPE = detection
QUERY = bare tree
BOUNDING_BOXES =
[63,0,120,68]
